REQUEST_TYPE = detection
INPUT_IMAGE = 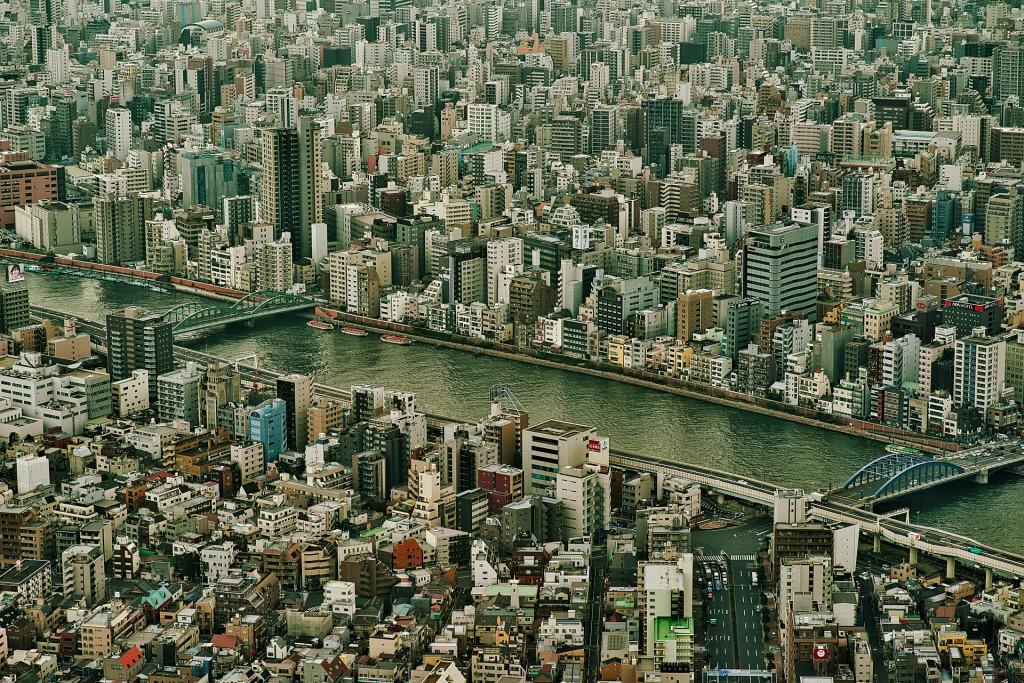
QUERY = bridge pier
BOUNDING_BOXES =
[945,557,956,580]
[909,546,918,565]
[986,568,994,591]
[716,493,725,505]
[972,470,990,485]
[873,534,881,553]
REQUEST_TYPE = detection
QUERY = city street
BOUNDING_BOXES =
[694,515,771,670]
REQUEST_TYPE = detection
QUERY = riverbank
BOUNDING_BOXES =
[315,308,955,454]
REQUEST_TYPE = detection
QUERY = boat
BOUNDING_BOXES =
[885,444,921,456]
[341,326,369,337]
[307,319,334,331]
[381,334,413,346]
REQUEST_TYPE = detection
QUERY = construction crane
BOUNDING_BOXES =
[233,353,261,392]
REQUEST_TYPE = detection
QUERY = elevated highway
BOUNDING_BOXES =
[29,306,1024,579]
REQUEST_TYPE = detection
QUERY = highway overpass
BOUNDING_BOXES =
[29,306,1024,580]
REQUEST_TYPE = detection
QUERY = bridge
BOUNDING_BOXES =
[830,443,1024,507]
[25,306,1024,581]
[158,290,314,334]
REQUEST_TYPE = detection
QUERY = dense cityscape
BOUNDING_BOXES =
[1,0,1024,683]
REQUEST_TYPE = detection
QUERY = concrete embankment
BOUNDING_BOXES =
[316,309,954,455]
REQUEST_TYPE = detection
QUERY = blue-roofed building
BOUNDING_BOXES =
[249,398,287,463]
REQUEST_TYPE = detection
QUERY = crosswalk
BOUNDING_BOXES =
[696,554,757,562]
[696,555,725,563]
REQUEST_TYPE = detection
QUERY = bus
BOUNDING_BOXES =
[714,580,722,591]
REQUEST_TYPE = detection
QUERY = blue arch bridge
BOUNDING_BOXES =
[160,290,315,335]
[831,442,1024,508]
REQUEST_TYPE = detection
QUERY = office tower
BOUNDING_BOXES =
[943,294,1003,338]
[95,193,152,265]
[276,373,312,449]
[179,149,239,211]
[741,223,818,322]
[595,276,660,335]
[249,398,288,462]
[0,282,29,334]
[258,118,322,260]
[447,241,487,304]
[0,156,59,230]
[105,107,132,161]
[157,364,204,427]
[676,289,713,342]
[638,558,694,666]
[954,329,1006,410]
[105,307,174,399]
[62,544,106,607]
[724,298,764,362]
[46,91,76,161]
[522,419,599,496]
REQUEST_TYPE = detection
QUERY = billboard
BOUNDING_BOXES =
[6,264,24,283]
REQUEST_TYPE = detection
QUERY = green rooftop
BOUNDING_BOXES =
[654,616,692,641]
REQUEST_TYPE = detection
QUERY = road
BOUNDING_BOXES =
[585,547,607,681]
[695,516,771,670]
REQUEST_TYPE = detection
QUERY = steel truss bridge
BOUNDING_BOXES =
[831,444,1024,507]
[159,290,315,334]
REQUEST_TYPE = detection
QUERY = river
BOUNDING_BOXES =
[24,273,1024,551]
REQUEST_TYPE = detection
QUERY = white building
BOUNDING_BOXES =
[954,328,1007,410]
[258,233,293,292]
[485,238,523,306]
[105,108,133,161]
[522,419,599,496]
[16,454,49,494]
[111,369,149,417]
[200,541,237,583]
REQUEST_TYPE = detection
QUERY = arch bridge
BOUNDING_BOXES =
[160,290,315,334]
[839,451,966,502]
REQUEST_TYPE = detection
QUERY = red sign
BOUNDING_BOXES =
[812,644,830,661]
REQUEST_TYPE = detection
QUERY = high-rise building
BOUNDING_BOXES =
[105,307,174,399]
[62,544,106,607]
[994,43,1024,101]
[522,419,599,496]
[258,234,293,291]
[157,363,204,427]
[249,398,288,463]
[741,222,818,322]
[676,289,713,342]
[95,193,152,265]
[0,155,59,230]
[0,505,52,567]
[105,107,132,161]
[276,373,312,449]
[954,329,1006,410]
[0,282,29,334]
[259,119,323,261]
